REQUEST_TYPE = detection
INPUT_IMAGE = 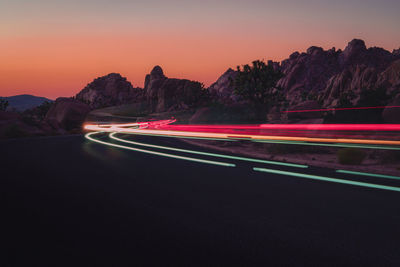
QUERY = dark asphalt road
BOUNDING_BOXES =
[2,134,400,266]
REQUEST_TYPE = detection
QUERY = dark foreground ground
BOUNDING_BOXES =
[2,134,400,266]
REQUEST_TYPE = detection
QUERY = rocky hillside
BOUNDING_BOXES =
[212,39,399,106]
[209,39,400,122]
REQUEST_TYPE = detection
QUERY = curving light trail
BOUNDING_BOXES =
[85,131,235,167]
[84,121,400,146]
[283,105,400,113]
[253,168,400,193]
[109,132,308,168]
[83,120,400,193]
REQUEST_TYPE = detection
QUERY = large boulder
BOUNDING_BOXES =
[144,66,205,113]
[45,98,91,132]
[277,44,341,105]
[339,39,367,66]
[76,73,143,109]
[208,68,238,102]
[144,66,168,111]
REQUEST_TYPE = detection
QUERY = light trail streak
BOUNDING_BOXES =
[253,167,400,193]
[254,139,400,150]
[85,125,400,146]
[84,121,400,146]
[83,125,400,192]
[109,133,308,168]
[107,131,238,142]
[283,105,400,113]
[160,123,400,131]
[85,132,236,167]
[336,170,400,181]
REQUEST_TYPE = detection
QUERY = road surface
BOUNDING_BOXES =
[2,134,400,266]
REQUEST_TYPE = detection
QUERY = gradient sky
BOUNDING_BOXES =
[1,0,399,99]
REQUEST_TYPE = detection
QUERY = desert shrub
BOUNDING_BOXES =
[0,99,9,111]
[337,148,367,165]
[230,60,285,119]
[4,124,28,138]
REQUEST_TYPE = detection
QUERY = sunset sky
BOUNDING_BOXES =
[1,0,399,99]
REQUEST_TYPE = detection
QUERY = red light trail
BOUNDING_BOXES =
[84,120,400,146]
[283,105,400,113]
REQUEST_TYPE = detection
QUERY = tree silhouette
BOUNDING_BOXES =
[0,99,9,111]
[231,60,284,108]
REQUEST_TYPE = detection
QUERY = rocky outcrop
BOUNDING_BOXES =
[377,59,400,95]
[45,98,91,132]
[277,39,399,107]
[144,66,168,111]
[208,68,238,102]
[276,45,340,105]
[76,73,143,109]
[144,66,205,113]
[204,39,400,123]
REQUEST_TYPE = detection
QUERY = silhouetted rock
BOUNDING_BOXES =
[275,39,400,109]
[144,66,205,112]
[205,38,400,123]
[339,39,367,65]
[276,44,340,105]
[208,68,238,102]
[45,97,91,132]
[144,66,168,111]
[76,73,143,109]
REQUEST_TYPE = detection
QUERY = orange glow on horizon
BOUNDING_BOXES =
[0,32,316,99]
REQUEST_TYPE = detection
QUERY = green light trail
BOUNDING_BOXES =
[254,139,400,150]
[110,133,308,169]
[113,131,237,141]
[85,132,235,167]
[253,167,400,193]
[336,169,400,181]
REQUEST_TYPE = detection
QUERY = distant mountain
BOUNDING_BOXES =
[0,94,53,112]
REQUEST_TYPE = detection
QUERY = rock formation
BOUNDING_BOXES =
[208,68,238,102]
[208,39,400,122]
[45,97,91,132]
[144,66,205,113]
[3,38,399,139]
[76,73,143,109]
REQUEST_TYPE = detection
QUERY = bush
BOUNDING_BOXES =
[4,124,28,138]
[0,99,9,111]
[337,148,367,165]
[230,60,285,119]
